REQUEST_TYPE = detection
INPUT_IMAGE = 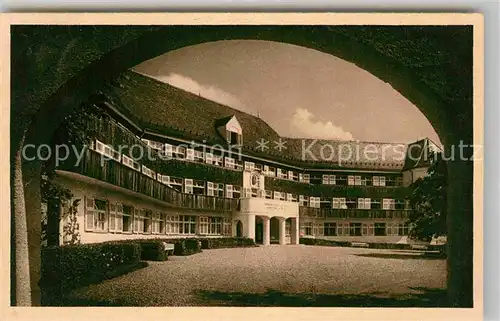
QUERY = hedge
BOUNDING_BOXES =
[299,238,350,247]
[41,242,142,305]
[199,237,256,249]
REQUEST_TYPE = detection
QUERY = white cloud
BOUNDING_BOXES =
[156,73,247,111]
[290,108,354,140]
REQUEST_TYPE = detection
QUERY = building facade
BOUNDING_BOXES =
[51,71,437,246]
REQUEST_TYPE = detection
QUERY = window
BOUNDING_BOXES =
[186,148,195,161]
[165,144,173,158]
[223,218,232,236]
[322,174,336,185]
[184,178,194,194]
[277,168,287,179]
[309,197,320,208]
[244,161,255,172]
[94,139,120,161]
[273,191,281,200]
[374,223,386,236]
[383,198,395,210]
[122,154,140,171]
[313,223,324,236]
[178,215,196,234]
[386,223,399,236]
[299,195,308,207]
[358,198,371,209]
[194,150,204,162]
[119,205,133,232]
[205,152,213,164]
[166,215,180,234]
[267,166,276,177]
[348,175,355,185]
[373,176,386,186]
[169,177,183,192]
[350,223,362,236]
[85,198,107,232]
[152,212,165,234]
[193,180,205,195]
[362,223,374,236]
[207,182,214,196]
[109,203,124,232]
[214,183,224,197]
[225,184,233,198]
[225,157,235,169]
[302,222,313,236]
[336,223,350,236]
[233,185,242,199]
[290,194,298,202]
[141,165,156,179]
[199,216,209,234]
[398,222,409,235]
[173,146,186,159]
[213,155,223,166]
[355,175,362,185]
[299,173,310,183]
[332,198,346,209]
[371,199,382,209]
[324,223,337,236]
[229,131,242,145]
[395,200,405,210]
[265,190,273,199]
[345,198,356,209]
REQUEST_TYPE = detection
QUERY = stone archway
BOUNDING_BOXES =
[11,24,476,307]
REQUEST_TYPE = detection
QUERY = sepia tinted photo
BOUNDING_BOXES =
[5,13,483,320]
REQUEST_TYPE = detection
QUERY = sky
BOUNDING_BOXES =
[133,40,441,145]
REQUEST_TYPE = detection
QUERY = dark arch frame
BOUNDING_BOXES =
[11,25,474,307]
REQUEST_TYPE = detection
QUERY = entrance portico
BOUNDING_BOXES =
[235,197,300,245]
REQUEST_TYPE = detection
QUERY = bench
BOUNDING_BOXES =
[350,242,369,248]
[162,242,175,255]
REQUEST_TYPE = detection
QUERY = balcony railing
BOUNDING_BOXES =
[58,149,239,212]
[299,206,411,219]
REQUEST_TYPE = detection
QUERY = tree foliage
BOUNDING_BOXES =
[408,153,447,241]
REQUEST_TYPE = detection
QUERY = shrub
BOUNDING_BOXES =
[299,238,349,247]
[200,237,256,249]
[139,241,169,261]
[41,242,142,305]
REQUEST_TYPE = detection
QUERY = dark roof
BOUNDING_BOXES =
[402,138,437,170]
[214,116,235,128]
[98,70,408,170]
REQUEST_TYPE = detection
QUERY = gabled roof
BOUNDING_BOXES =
[214,115,235,128]
[97,70,408,171]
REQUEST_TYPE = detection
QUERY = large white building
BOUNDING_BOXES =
[49,71,438,246]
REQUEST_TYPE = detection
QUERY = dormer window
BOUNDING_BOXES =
[215,115,243,146]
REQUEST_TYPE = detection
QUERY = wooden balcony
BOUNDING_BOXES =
[58,149,239,212]
[299,206,411,219]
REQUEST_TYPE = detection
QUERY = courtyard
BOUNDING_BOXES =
[64,245,447,307]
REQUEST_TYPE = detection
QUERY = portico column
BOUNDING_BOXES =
[291,217,300,245]
[279,218,286,245]
[262,216,270,246]
[246,214,256,241]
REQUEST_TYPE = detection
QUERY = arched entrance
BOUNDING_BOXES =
[236,220,243,238]
[11,23,477,307]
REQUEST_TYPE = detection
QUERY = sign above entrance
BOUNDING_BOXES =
[239,198,299,218]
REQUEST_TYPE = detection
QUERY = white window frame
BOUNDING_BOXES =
[207,181,214,196]
[225,184,233,198]
[186,148,195,161]
[244,161,255,172]
[85,198,108,232]
[205,152,213,164]
[225,157,235,169]
[184,178,194,194]
[348,175,355,185]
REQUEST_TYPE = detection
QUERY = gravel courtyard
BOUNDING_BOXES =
[68,245,447,307]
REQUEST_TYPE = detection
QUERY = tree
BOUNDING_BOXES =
[408,152,447,242]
